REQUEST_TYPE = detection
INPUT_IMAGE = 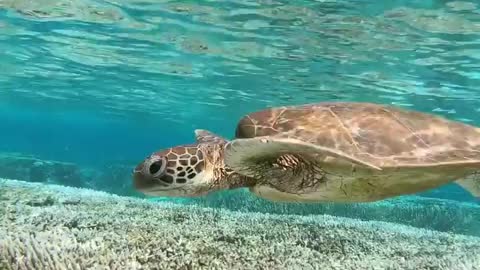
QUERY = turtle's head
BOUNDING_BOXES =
[133,144,212,197]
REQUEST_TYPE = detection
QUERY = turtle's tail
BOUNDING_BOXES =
[456,176,480,198]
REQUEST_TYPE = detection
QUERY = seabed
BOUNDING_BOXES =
[1,178,479,270]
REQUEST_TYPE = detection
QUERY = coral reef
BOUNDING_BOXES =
[1,179,479,270]
[163,188,480,237]
[0,153,84,188]
[0,152,137,196]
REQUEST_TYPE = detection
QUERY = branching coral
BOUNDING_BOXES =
[163,188,480,237]
[1,179,479,270]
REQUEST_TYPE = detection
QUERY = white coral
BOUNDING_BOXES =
[1,179,479,270]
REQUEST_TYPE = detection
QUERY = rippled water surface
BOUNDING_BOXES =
[1,0,480,191]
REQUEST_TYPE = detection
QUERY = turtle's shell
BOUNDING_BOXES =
[234,102,480,168]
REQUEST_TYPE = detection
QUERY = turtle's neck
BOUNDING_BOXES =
[203,142,257,191]
[214,166,257,190]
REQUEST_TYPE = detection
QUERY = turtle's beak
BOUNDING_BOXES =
[133,162,167,192]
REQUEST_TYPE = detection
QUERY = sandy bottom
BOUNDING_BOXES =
[1,179,479,270]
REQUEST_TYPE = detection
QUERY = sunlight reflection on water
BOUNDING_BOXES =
[0,0,479,125]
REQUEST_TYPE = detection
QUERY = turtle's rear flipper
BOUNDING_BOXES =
[456,175,480,198]
[223,136,381,178]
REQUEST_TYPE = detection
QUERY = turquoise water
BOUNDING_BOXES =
[1,2,480,268]
[1,0,479,226]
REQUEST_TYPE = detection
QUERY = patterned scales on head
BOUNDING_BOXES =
[156,146,205,185]
[133,143,214,197]
[224,102,480,202]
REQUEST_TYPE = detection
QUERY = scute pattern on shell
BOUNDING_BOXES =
[235,102,480,168]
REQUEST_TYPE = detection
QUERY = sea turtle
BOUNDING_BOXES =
[132,102,480,203]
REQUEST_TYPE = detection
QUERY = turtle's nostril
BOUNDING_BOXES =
[149,160,163,175]
[134,162,144,172]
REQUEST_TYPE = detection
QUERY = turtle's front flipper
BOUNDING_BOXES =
[223,136,381,179]
[261,153,328,194]
[456,174,480,198]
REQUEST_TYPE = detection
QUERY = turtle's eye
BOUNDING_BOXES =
[147,157,167,177]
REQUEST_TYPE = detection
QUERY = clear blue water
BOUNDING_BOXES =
[1,1,479,207]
